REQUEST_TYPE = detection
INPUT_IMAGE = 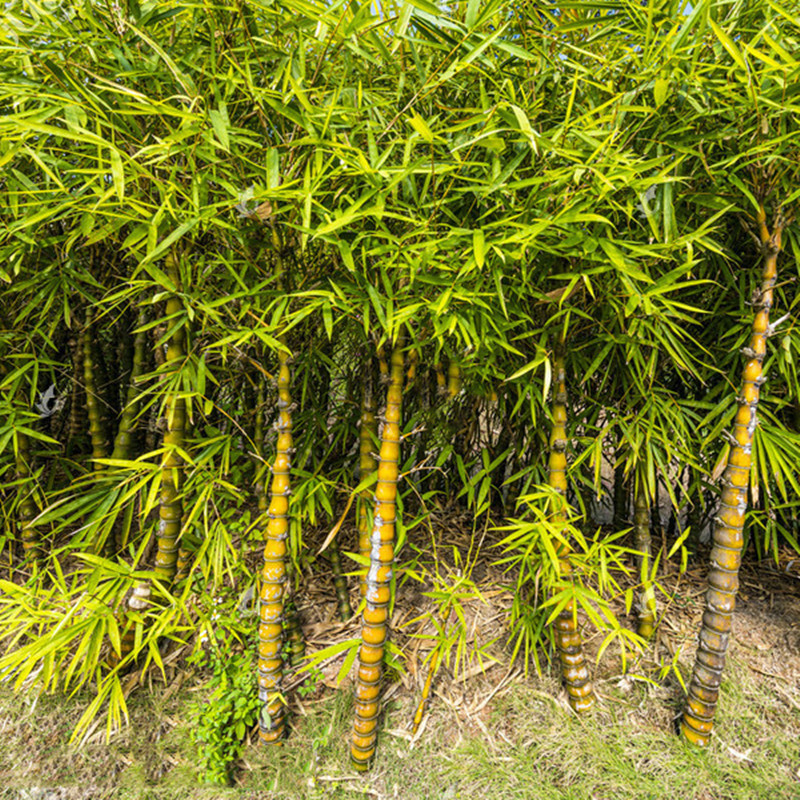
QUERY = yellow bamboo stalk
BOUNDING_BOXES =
[351,342,404,771]
[258,339,292,745]
[681,207,784,747]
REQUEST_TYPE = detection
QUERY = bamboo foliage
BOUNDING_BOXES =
[0,0,798,768]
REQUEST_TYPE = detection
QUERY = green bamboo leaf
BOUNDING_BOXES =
[208,109,230,152]
[653,77,669,107]
[708,18,748,73]
[473,229,485,268]
[109,148,125,201]
[409,114,434,143]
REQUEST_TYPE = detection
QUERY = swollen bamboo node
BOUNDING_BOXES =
[681,209,783,748]
[258,345,292,745]
[548,347,596,713]
[351,343,404,771]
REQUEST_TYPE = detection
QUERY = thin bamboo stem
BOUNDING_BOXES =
[634,479,656,640]
[84,312,109,469]
[548,344,595,713]
[329,538,352,621]
[15,429,41,563]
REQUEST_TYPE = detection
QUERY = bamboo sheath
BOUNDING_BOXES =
[155,254,186,583]
[258,340,292,744]
[681,208,783,747]
[548,347,596,713]
[634,482,657,639]
[351,343,404,770]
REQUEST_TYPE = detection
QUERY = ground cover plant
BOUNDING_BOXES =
[1,0,799,793]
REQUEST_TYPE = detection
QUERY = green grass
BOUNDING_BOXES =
[2,650,798,800]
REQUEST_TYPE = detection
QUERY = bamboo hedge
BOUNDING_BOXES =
[0,0,799,777]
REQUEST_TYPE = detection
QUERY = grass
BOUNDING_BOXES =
[1,647,798,800]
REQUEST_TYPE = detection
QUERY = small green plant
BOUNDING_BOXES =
[496,488,644,675]
[190,634,260,785]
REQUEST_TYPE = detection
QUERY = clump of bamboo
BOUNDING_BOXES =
[154,254,186,584]
[681,207,784,747]
[548,344,595,713]
[351,342,404,771]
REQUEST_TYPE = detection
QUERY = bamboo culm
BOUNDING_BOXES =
[351,343,404,771]
[548,345,595,713]
[681,208,783,747]
[110,308,148,463]
[329,538,352,621]
[84,312,109,469]
[412,649,439,735]
[358,374,378,598]
[633,479,657,640]
[15,429,41,563]
[258,341,292,743]
[154,254,186,583]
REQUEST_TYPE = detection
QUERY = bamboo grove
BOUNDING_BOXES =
[1,0,799,778]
